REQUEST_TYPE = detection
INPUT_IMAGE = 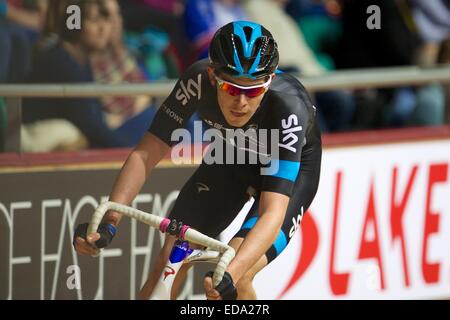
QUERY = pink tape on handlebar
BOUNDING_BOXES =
[159,218,170,233]
[179,225,190,240]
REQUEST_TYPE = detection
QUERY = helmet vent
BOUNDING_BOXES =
[243,26,253,42]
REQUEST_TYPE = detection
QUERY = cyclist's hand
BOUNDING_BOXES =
[75,232,101,256]
[204,271,237,300]
[73,223,117,256]
[204,276,221,300]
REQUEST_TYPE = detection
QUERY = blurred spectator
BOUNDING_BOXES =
[410,0,450,66]
[335,0,419,69]
[118,0,190,71]
[439,39,450,124]
[23,0,135,150]
[0,0,47,82]
[243,0,355,132]
[183,0,247,60]
[244,0,324,75]
[334,0,445,129]
[405,0,449,127]
[124,23,172,79]
[286,0,342,71]
[91,0,157,146]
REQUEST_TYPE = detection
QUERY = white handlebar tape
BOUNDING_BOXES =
[182,228,235,287]
[88,201,235,287]
[87,201,165,235]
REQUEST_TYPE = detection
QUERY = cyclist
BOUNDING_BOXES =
[74,20,322,300]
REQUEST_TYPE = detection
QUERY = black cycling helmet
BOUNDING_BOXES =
[209,21,279,79]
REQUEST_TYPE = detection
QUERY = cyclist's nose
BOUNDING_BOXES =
[237,93,248,106]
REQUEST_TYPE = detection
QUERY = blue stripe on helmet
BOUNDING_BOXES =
[233,48,244,74]
[233,21,262,58]
[232,21,262,77]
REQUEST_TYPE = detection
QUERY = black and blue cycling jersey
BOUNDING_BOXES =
[148,59,322,262]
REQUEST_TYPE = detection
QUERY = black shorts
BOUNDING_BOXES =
[168,144,321,263]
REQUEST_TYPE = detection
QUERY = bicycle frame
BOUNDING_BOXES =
[151,240,222,300]
[88,201,235,300]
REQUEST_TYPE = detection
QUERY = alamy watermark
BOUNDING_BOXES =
[170,121,292,176]
[366,5,381,30]
[66,5,81,30]
[66,265,81,290]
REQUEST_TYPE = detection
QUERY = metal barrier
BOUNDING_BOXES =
[1,65,450,152]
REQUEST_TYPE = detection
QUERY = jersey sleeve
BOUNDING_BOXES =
[260,93,313,197]
[148,61,207,146]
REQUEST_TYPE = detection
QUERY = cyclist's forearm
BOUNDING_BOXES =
[103,152,151,226]
[227,212,282,282]
[227,192,289,282]
[102,133,170,227]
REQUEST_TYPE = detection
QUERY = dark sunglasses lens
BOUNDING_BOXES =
[244,87,266,98]
[221,82,241,96]
[219,79,266,97]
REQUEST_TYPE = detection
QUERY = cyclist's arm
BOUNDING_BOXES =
[101,132,170,227]
[226,191,289,282]
[102,62,207,224]
[226,92,314,282]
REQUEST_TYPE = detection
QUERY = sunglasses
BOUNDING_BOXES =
[215,75,273,98]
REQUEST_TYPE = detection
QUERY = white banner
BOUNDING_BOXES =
[221,139,450,299]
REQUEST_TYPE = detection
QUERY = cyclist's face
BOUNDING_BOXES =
[208,68,269,127]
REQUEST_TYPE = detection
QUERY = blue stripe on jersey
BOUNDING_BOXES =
[240,216,288,256]
[241,216,258,230]
[266,160,301,182]
[273,230,287,256]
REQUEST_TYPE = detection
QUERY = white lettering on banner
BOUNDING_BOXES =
[248,140,450,299]
[0,193,181,300]
[9,202,32,300]
[175,74,202,106]
[279,115,302,153]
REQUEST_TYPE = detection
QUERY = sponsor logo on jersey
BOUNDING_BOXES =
[279,115,302,153]
[196,182,210,193]
[204,118,225,130]
[289,206,304,238]
[175,74,202,106]
[161,104,183,125]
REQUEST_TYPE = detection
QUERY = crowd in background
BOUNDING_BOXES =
[0,0,449,152]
